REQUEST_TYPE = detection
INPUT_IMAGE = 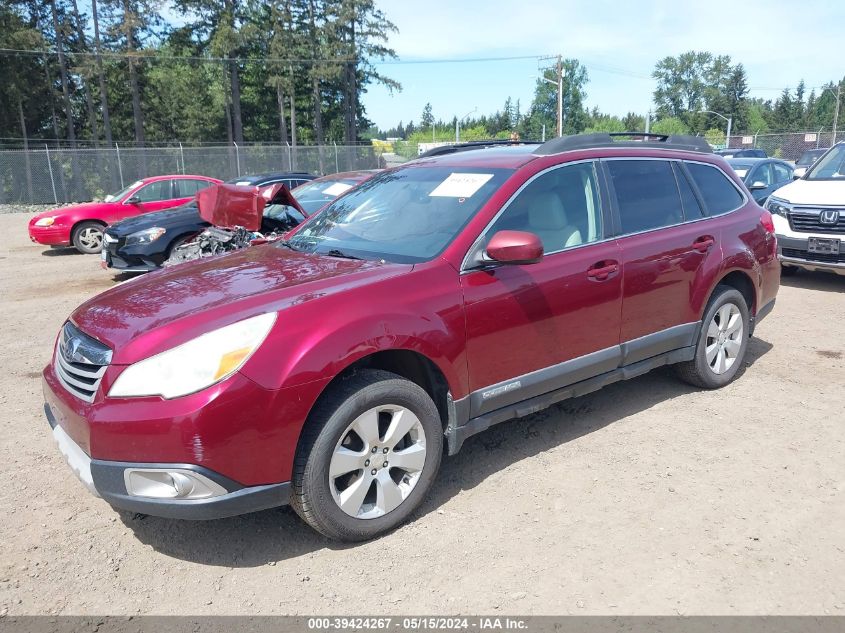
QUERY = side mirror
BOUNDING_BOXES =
[749,181,768,190]
[485,230,543,265]
[126,196,141,204]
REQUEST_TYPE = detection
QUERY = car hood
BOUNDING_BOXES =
[70,245,410,364]
[771,178,845,205]
[32,201,111,222]
[107,203,203,236]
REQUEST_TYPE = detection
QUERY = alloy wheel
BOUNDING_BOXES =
[329,405,427,519]
[78,227,103,251]
[705,302,744,375]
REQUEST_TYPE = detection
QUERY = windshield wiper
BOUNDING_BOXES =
[277,239,300,251]
[324,248,363,260]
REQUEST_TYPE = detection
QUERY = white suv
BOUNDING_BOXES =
[766,143,845,276]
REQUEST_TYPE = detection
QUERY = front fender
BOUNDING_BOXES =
[239,262,468,398]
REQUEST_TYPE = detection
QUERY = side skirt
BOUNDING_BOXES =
[446,345,695,456]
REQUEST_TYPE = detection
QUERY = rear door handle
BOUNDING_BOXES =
[587,260,619,281]
[693,236,715,253]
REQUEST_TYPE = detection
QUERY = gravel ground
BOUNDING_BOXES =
[1,212,843,616]
[0,204,65,215]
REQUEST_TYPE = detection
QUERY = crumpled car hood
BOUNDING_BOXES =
[197,183,306,231]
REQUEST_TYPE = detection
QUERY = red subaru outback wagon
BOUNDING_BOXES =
[43,134,779,541]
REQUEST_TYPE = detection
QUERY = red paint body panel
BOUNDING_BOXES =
[461,240,623,391]
[45,142,780,496]
[28,175,221,246]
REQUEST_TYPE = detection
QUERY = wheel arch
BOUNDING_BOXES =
[70,218,108,239]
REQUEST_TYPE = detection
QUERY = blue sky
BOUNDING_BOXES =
[365,0,844,130]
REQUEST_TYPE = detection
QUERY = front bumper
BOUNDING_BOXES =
[102,234,162,271]
[29,225,71,246]
[45,400,290,520]
[773,215,845,276]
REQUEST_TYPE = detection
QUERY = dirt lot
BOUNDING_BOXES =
[0,212,843,616]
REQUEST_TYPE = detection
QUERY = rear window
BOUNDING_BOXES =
[607,160,683,234]
[686,162,744,215]
[673,163,705,218]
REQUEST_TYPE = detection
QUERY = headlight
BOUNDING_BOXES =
[35,217,56,227]
[109,312,276,399]
[125,227,166,246]
[765,197,791,217]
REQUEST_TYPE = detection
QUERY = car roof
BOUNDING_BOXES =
[140,174,217,182]
[227,171,315,184]
[413,145,541,169]
[312,170,381,183]
[727,157,769,164]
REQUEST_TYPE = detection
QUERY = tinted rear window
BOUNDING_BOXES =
[673,163,705,218]
[686,162,744,215]
[607,160,683,234]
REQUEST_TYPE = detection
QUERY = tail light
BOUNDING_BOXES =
[760,210,775,235]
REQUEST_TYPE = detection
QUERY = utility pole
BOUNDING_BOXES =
[537,55,565,137]
[556,55,563,137]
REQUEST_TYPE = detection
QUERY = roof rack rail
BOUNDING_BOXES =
[534,132,712,155]
[417,139,541,159]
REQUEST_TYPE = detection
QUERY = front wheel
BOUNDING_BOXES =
[291,369,443,541]
[72,221,105,254]
[675,286,750,389]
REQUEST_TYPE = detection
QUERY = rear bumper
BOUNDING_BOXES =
[45,401,290,520]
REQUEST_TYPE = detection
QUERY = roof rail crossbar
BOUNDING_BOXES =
[534,132,712,155]
[417,139,541,159]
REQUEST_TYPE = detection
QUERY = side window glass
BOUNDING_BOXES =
[487,162,603,254]
[673,163,705,218]
[773,163,792,182]
[607,160,682,234]
[134,180,171,202]
[754,164,774,186]
[686,162,744,215]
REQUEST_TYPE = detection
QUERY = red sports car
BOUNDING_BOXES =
[28,174,221,254]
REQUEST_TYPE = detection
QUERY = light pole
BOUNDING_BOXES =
[699,109,732,148]
[456,107,477,143]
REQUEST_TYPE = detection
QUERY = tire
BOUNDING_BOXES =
[780,264,799,277]
[675,286,750,389]
[71,221,105,254]
[291,369,443,541]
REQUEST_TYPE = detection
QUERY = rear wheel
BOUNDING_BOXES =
[71,222,105,254]
[675,286,750,389]
[291,369,443,541]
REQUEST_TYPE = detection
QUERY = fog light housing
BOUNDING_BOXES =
[124,468,228,499]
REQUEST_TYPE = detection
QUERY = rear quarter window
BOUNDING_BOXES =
[686,162,744,215]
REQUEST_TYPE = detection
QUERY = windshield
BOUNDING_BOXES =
[797,150,825,166]
[285,166,512,263]
[292,178,361,215]
[806,145,845,180]
[728,162,754,179]
[104,180,143,202]
[263,203,305,224]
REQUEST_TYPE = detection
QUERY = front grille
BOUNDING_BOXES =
[782,248,845,264]
[788,208,845,234]
[54,322,112,403]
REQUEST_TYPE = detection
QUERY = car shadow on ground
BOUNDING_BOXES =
[121,336,775,566]
[40,247,82,257]
[780,271,844,293]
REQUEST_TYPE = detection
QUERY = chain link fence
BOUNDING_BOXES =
[0,142,400,205]
[726,130,843,161]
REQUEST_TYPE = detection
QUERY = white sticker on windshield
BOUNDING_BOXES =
[429,173,494,198]
[323,182,353,197]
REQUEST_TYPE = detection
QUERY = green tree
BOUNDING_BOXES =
[650,116,690,135]
[420,102,434,129]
